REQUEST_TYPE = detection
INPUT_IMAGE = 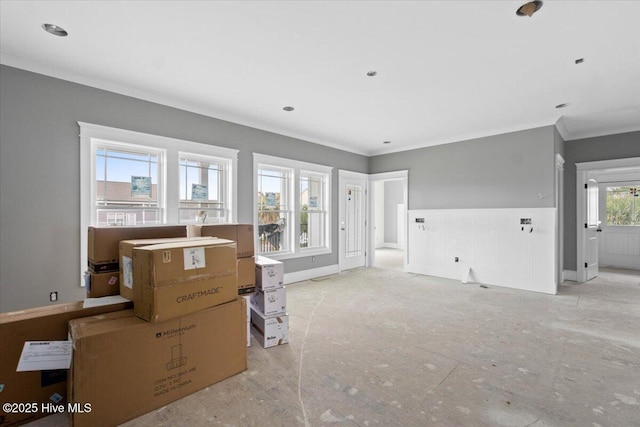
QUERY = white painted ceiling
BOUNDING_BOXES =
[1,1,639,156]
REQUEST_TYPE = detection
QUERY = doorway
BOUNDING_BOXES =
[369,171,408,271]
[575,157,640,282]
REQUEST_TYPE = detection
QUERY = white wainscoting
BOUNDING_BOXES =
[407,208,557,294]
[599,227,640,269]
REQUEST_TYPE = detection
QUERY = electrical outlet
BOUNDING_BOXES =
[455,257,459,262]
[50,292,58,302]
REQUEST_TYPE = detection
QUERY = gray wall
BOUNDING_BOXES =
[369,126,557,209]
[0,65,368,311]
[563,131,640,271]
[383,180,403,243]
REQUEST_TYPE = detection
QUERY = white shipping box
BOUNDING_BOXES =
[251,287,286,317]
[255,256,284,290]
[250,307,289,348]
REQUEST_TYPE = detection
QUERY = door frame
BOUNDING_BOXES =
[338,170,370,272]
[576,157,640,282]
[367,170,409,268]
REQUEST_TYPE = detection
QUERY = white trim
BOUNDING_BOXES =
[382,242,401,249]
[253,153,332,175]
[555,153,565,169]
[284,264,340,285]
[79,122,238,286]
[253,153,332,261]
[563,270,577,282]
[575,156,640,282]
[367,170,409,269]
[576,157,640,171]
[555,118,570,141]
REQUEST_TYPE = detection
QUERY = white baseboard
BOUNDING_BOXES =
[563,270,577,281]
[382,243,401,249]
[284,264,339,285]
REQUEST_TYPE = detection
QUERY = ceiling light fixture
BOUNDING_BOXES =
[555,103,570,109]
[516,1,543,17]
[383,141,391,144]
[367,71,378,77]
[283,106,295,112]
[575,58,584,64]
[42,23,68,37]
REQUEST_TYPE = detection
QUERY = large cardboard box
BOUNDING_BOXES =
[250,307,289,348]
[0,300,131,427]
[85,271,120,298]
[133,239,237,322]
[255,255,284,290]
[119,236,215,300]
[194,224,254,258]
[251,287,286,317]
[88,225,187,272]
[237,256,255,294]
[68,299,247,427]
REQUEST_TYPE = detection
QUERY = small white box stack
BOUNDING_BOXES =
[251,256,288,348]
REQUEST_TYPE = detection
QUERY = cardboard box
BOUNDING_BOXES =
[251,287,286,317]
[133,239,237,322]
[119,236,215,301]
[88,225,187,272]
[68,298,247,427]
[194,224,254,258]
[255,255,284,291]
[237,256,255,293]
[0,300,131,427]
[86,271,120,298]
[250,307,289,348]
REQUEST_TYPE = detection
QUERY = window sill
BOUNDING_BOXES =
[258,247,331,261]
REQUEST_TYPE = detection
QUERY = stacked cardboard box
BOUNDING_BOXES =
[0,300,131,426]
[191,224,256,294]
[68,299,247,427]
[66,232,247,425]
[250,256,289,348]
[86,225,187,298]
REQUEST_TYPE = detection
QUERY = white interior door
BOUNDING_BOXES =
[585,178,599,280]
[339,173,367,271]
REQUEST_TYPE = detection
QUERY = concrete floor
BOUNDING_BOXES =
[28,267,639,427]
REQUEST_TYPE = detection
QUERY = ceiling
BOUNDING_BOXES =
[1,1,639,156]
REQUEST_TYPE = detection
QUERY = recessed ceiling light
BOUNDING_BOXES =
[555,103,570,109]
[383,141,391,144]
[575,58,584,64]
[42,23,68,37]
[283,106,295,112]
[367,71,378,77]
[516,1,543,17]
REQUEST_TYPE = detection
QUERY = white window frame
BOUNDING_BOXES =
[80,122,238,284]
[253,153,332,260]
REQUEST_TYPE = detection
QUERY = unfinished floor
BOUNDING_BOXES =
[29,267,639,427]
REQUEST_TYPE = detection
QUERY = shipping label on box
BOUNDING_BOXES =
[255,255,284,290]
[68,299,247,427]
[119,237,215,300]
[133,239,238,322]
[86,271,120,298]
[251,287,286,317]
[0,300,131,427]
[250,307,289,348]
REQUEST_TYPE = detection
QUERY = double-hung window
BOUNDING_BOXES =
[80,122,238,282]
[254,153,331,259]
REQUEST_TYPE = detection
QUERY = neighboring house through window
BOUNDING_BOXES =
[253,153,331,259]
